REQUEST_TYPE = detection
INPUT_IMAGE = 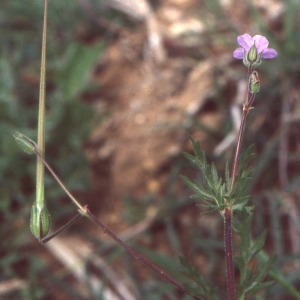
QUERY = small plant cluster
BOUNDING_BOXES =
[11,1,300,300]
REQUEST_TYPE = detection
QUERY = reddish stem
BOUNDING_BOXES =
[84,206,205,300]
[224,207,235,300]
[230,65,253,190]
[35,148,205,300]
[230,107,248,191]
[226,65,255,300]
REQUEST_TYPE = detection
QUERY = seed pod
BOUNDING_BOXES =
[13,132,37,154]
[30,203,51,240]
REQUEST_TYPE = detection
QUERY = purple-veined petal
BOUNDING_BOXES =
[233,48,244,59]
[234,33,277,64]
[253,35,269,53]
[237,34,253,50]
[261,48,278,58]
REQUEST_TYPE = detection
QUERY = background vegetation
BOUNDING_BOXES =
[1,0,300,299]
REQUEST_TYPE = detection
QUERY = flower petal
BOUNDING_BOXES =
[233,48,244,59]
[237,34,253,50]
[261,48,278,58]
[253,35,269,53]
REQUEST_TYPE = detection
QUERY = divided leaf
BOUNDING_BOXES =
[179,255,217,300]
[182,137,254,214]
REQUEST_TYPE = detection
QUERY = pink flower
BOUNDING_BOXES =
[233,34,278,60]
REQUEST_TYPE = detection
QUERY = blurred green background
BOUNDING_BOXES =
[1,0,300,299]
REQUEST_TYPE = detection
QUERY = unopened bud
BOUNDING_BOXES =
[30,203,51,240]
[13,132,37,154]
[249,71,260,93]
[247,43,258,63]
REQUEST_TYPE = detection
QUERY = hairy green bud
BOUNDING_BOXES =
[30,203,51,240]
[247,43,258,63]
[13,132,37,154]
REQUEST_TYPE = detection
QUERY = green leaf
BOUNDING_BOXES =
[225,161,230,189]
[249,230,267,261]
[245,254,277,295]
[183,152,204,170]
[210,163,218,185]
[179,254,217,299]
[57,41,105,99]
[199,206,223,215]
[231,198,250,211]
[245,280,274,295]
[188,135,203,160]
[180,176,215,200]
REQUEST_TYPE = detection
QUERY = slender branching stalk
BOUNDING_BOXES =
[34,147,205,300]
[35,0,47,209]
[15,3,293,298]
[85,206,205,300]
[41,213,83,243]
[14,1,206,298]
[230,65,254,190]
[225,64,256,300]
[34,149,87,214]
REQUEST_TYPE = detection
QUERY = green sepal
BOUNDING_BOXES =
[243,49,250,67]
[13,132,37,154]
[251,52,262,68]
[243,49,262,68]
[247,43,258,63]
[30,203,51,240]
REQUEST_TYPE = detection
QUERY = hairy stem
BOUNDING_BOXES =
[224,208,235,300]
[84,206,205,300]
[226,65,255,300]
[230,65,253,190]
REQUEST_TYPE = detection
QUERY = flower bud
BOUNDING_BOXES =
[13,132,37,154]
[243,49,250,67]
[247,43,258,63]
[30,203,51,240]
[249,71,260,93]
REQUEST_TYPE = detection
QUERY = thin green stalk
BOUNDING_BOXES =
[34,146,205,300]
[34,148,86,213]
[36,0,48,210]
[27,0,51,241]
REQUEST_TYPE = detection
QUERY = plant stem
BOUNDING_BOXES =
[41,212,83,243]
[230,65,254,190]
[34,149,86,214]
[36,0,48,209]
[34,148,205,300]
[84,206,205,300]
[225,65,255,300]
[224,207,235,300]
